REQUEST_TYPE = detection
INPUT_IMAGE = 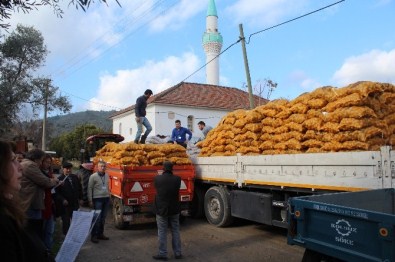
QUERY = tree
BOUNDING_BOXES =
[49,124,104,160]
[0,25,72,139]
[253,78,278,100]
[0,0,121,30]
[30,77,72,149]
[241,78,278,106]
[0,24,48,134]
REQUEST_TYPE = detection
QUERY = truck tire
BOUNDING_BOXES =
[112,197,128,230]
[191,186,205,218]
[204,186,233,227]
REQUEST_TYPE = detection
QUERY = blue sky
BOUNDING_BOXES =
[7,0,395,115]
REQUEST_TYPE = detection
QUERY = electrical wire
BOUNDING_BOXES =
[246,0,345,44]
[58,0,345,111]
[54,0,174,79]
[49,0,150,76]
[60,90,122,110]
[181,38,241,83]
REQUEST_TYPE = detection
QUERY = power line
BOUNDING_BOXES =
[63,1,178,79]
[246,0,345,44]
[181,38,241,83]
[54,0,179,110]
[60,0,345,111]
[181,0,345,84]
[60,90,122,110]
[49,0,150,77]
[54,0,173,79]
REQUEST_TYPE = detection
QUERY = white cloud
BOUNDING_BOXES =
[374,0,392,7]
[332,49,395,86]
[88,52,202,110]
[7,1,199,75]
[288,70,321,91]
[149,0,206,32]
[7,2,125,72]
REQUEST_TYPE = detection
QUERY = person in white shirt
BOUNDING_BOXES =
[197,121,213,139]
[88,161,110,243]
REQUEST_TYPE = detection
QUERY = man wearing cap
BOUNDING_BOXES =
[134,89,153,144]
[55,162,83,235]
[153,161,183,260]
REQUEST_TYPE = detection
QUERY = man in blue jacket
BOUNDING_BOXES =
[134,89,153,144]
[170,120,192,148]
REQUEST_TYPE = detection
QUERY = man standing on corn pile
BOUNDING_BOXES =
[134,89,153,144]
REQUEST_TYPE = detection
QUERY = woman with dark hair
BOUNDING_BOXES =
[0,140,52,261]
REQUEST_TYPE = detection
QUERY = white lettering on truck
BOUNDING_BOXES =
[331,219,357,246]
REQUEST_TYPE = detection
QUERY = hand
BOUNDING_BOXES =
[63,199,68,206]
[135,117,141,123]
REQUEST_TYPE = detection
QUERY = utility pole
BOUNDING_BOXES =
[41,79,49,151]
[239,23,254,109]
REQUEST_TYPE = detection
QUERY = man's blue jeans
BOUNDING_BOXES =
[92,197,110,237]
[42,215,55,250]
[156,214,181,257]
[135,117,152,140]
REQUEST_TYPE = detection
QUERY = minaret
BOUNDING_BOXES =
[202,0,223,86]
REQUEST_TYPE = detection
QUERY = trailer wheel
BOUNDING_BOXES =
[204,186,233,227]
[191,186,205,218]
[112,198,128,230]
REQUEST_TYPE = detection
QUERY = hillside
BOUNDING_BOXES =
[48,110,115,137]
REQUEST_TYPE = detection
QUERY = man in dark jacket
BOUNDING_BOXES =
[134,89,153,144]
[153,161,182,260]
[55,162,82,235]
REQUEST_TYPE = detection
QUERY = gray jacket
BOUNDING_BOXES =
[20,159,58,210]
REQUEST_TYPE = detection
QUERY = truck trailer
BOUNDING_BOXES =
[191,146,394,228]
[288,188,395,262]
[107,163,195,229]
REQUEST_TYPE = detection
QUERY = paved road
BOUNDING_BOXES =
[76,215,304,262]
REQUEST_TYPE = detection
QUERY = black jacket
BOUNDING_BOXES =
[135,95,148,117]
[154,171,181,216]
[0,206,50,262]
[55,174,82,215]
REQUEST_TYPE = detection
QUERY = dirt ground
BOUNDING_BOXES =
[74,213,304,262]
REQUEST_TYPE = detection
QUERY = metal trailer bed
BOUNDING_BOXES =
[288,188,395,262]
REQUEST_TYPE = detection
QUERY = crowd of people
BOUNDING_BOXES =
[0,113,213,261]
[0,138,117,260]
